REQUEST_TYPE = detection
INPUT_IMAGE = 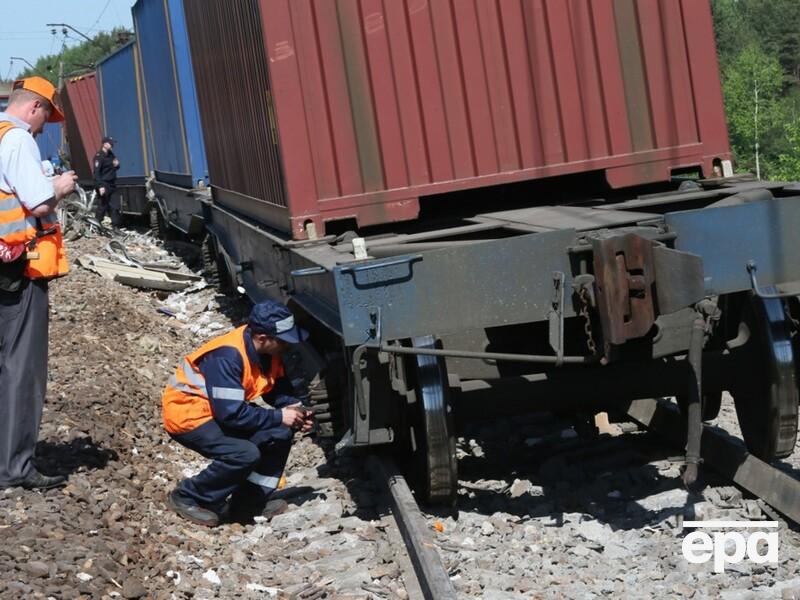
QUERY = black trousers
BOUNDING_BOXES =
[171,419,293,511]
[94,186,121,226]
[0,279,49,486]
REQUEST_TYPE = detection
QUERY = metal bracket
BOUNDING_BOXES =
[591,234,656,350]
[339,254,422,276]
[548,271,566,365]
[747,260,798,299]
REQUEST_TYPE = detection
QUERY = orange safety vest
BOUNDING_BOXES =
[162,326,285,434]
[0,121,68,279]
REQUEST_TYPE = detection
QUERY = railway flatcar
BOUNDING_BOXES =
[61,73,103,186]
[95,40,153,219]
[184,0,800,504]
[132,0,209,239]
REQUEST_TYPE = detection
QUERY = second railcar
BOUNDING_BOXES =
[133,0,209,238]
[96,40,153,218]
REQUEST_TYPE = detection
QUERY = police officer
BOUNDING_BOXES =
[162,300,314,526]
[93,136,120,227]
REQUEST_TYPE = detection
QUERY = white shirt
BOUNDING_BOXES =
[0,112,55,210]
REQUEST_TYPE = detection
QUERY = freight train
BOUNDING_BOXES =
[78,0,800,504]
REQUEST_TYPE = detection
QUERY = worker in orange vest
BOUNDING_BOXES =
[162,300,313,526]
[0,77,77,490]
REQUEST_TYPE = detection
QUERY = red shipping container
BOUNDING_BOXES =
[62,73,103,184]
[184,0,731,240]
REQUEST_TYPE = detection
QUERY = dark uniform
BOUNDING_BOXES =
[93,142,120,226]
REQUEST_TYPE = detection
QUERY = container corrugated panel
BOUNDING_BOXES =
[133,0,208,189]
[36,122,62,162]
[183,0,286,217]
[184,0,731,240]
[96,41,152,185]
[62,73,102,183]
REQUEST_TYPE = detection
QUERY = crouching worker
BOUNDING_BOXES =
[162,300,313,527]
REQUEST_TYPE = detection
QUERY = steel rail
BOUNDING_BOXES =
[623,397,800,525]
[367,456,458,600]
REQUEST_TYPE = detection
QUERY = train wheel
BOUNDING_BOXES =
[729,293,799,461]
[149,204,168,240]
[201,235,220,288]
[201,235,233,294]
[404,336,458,506]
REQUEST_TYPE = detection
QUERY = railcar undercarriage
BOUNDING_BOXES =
[202,178,800,504]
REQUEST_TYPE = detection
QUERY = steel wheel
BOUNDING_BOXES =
[149,204,168,240]
[729,293,799,461]
[406,336,457,505]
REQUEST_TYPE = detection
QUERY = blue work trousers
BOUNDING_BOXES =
[171,419,292,510]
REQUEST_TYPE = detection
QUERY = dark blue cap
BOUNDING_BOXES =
[248,300,309,344]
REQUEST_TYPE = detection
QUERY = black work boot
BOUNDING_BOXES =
[166,489,220,527]
[20,469,67,490]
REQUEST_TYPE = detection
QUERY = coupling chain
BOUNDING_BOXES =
[579,286,597,355]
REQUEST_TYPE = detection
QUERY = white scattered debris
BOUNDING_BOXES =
[202,569,221,585]
[76,572,93,582]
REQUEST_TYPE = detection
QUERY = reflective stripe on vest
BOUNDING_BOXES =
[0,122,38,244]
[161,326,284,434]
[0,121,69,279]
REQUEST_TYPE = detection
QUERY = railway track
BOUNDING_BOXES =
[367,456,458,600]
[364,396,800,599]
[624,397,800,526]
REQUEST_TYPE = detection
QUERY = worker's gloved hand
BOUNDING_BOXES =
[281,406,307,430]
[98,186,106,197]
[300,410,314,433]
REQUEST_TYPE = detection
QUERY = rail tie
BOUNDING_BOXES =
[367,456,458,600]
[623,397,800,525]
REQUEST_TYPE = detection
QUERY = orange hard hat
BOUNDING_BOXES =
[12,76,64,123]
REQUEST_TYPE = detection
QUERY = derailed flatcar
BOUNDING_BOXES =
[133,0,209,239]
[95,41,153,219]
[184,0,800,503]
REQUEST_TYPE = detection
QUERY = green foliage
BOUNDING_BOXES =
[721,44,784,176]
[775,119,800,180]
[713,0,800,179]
[20,28,132,85]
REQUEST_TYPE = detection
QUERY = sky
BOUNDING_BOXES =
[0,0,135,80]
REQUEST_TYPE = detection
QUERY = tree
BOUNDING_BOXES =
[712,0,755,68]
[740,0,800,87]
[775,119,800,180]
[20,28,132,85]
[721,43,785,177]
